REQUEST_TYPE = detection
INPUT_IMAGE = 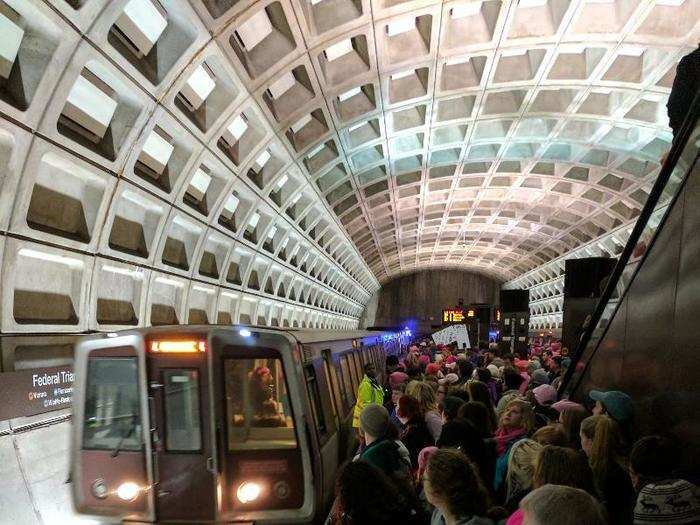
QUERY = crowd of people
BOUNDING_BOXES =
[328,339,700,525]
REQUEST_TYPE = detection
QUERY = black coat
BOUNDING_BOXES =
[400,418,434,469]
[668,47,700,140]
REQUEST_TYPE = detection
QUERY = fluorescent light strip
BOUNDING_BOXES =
[139,129,174,174]
[338,86,362,102]
[18,248,84,268]
[248,212,261,228]
[348,121,367,132]
[619,45,645,57]
[0,5,24,80]
[391,69,414,80]
[501,48,529,57]
[223,194,240,214]
[236,9,273,51]
[226,115,248,142]
[155,277,184,287]
[275,174,289,190]
[189,168,212,195]
[102,264,142,277]
[386,17,415,37]
[518,0,548,7]
[307,143,326,157]
[451,2,483,18]
[181,64,216,110]
[255,150,271,170]
[290,113,312,133]
[267,72,296,99]
[116,0,168,56]
[325,39,353,61]
[445,56,470,66]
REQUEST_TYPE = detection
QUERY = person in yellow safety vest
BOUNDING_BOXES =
[352,363,384,430]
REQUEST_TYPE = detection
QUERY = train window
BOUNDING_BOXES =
[339,355,354,405]
[163,369,202,452]
[350,353,362,386]
[322,352,340,418]
[346,354,358,391]
[224,358,297,450]
[304,365,326,435]
[83,357,141,452]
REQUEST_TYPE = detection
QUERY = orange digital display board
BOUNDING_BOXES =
[444,308,477,324]
[443,309,464,323]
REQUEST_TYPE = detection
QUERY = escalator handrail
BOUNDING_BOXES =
[558,88,700,399]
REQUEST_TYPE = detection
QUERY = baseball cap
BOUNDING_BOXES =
[589,390,634,423]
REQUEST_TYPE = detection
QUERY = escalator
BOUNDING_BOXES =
[558,90,700,476]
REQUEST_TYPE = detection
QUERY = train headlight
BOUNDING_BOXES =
[91,479,108,499]
[116,481,140,501]
[236,481,261,503]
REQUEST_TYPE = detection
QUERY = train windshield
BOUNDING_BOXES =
[224,358,297,451]
[83,357,141,452]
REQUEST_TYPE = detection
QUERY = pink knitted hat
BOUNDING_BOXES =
[418,446,439,475]
[551,399,584,413]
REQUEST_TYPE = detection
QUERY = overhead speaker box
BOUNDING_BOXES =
[564,257,617,299]
[562,257,617,352]
[500,289,529,312]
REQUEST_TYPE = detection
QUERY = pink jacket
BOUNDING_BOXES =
[506,509,524,525]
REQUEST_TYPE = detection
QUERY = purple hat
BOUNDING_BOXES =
[552,399,584,413]
[533,384,557,406]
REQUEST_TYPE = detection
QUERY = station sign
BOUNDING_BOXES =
[0,366,73,421]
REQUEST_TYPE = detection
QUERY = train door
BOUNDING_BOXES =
[214,341,312,522]
[147,339,216,522]
[321,350,342,425]
[305,359,338,507]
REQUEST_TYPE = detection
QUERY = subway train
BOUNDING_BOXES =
[70,326,407,524]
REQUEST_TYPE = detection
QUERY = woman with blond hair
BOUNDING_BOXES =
[504,439,542,512]
[581,414,636,524]
[412,381,442,442]
[506,444,598,525]
[493,399,536,495]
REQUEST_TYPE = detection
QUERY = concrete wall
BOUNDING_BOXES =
[572,149,699,473]
[371,270,501,332]
[358,290,380,329]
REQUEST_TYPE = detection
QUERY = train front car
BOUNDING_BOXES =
[71,327,315,524]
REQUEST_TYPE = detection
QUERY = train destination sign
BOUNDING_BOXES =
[442,308,475,324]
[0,366,74,421]
[443,308,465,323]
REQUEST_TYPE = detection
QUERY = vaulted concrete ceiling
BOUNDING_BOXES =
[0,0,696,335]
[198,0,693,284]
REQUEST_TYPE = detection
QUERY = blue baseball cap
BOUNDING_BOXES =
[590,390,634,423]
